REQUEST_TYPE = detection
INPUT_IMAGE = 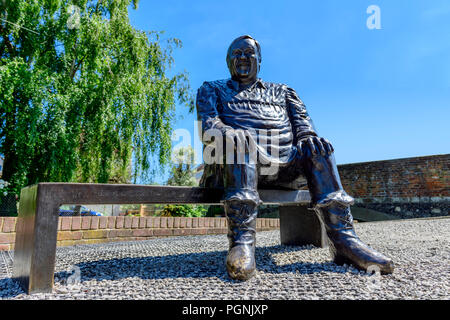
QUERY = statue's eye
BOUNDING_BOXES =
[233,50,242,56]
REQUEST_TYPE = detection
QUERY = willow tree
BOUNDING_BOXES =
[0,0,193,196]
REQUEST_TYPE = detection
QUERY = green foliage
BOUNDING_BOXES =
[166,146,197,187]
[164,146,207,217]
[160,204,207,217]
[206,205,224,217]
[0,0,194,196]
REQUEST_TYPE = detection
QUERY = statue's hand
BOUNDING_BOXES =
[297,136,334,156]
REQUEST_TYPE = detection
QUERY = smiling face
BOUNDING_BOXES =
[226,37,261,84]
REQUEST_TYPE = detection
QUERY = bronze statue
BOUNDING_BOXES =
[196,35,394,280]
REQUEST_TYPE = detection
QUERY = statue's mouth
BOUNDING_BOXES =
[237,62,250,71]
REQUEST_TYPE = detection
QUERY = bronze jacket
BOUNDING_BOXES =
[196,78,317,187]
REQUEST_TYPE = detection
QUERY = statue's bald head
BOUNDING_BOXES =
[226,35,261,83]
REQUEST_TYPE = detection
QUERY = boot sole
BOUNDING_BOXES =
[333,254,394,275]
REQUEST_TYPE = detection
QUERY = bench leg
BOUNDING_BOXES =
[13,184,59,294]
[279,205,327,248]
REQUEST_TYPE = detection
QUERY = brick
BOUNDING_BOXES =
[107,216,116,229]
[146,217,153,228]
[116,216,124,229]
[108,229,133,238]
[71,217,81,230]
[192,218,199,228]
[209,218,215,228]
[153,229,172,236]
[210,228,227,234]
[256,219,262,229]
[179,217,188,228]
[57,217,62,230]
[81,217,91,230]
[139,217,146,228]
[0,233,16,243]
[167,217,174,228]
[131,217,139,229]
[90,216,100,229]
[214,218,221,228]
[124,216,133,229]
[186,217,192,228]
[83,230,108,239]
[83,239,110,245]
[132,229,153,237]
[60,217,72,231]
[259,219,265,228]
[57,231,82,241]
[98,217,108,229]
[173,217,180,228]
[160,217,167,228]
[191,228,207,235]
[198,218,204,227]
[2,217,16,233]
[173,229,191,236]
[153,217,161,228]
[58,240,76,247]
[0,218,3,232]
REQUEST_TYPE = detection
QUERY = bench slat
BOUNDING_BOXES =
[32,183,311,205]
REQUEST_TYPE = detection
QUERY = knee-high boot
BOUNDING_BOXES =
[301,149,394,274]
[314,201,394,274]
[224,200,258,280]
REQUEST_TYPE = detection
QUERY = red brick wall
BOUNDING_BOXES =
[338,154,449,200]
[0,216,280,251]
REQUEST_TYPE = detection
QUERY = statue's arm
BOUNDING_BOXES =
[286,87,334,156]
[285,87,317,141]
[196,81,233,144]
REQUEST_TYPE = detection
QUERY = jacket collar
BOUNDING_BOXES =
[228,78,266,91]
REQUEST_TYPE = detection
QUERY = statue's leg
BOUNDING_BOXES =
[222,158,259,281]
[259,160,326,247]
[299,146,394,274]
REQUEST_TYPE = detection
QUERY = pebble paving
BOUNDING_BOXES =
[0,217,449,300]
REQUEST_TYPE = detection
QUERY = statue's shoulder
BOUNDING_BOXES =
[259,80,289,91]
[199,79,229,90]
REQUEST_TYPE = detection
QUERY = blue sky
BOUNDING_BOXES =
[128,0,450,183]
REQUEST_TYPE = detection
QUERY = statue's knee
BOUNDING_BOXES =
[301,148,328,161]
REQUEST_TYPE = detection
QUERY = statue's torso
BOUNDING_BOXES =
[209,79,295,161]
[197,78,316,189]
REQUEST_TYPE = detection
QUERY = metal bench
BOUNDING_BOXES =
[12,183,326,294]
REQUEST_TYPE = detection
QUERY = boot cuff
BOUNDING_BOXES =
[222,188,262,206]
[314,190,354,208]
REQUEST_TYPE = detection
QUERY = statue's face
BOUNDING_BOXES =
[227,38,260,84]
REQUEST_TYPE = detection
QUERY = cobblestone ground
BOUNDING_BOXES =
[1,218,449,300]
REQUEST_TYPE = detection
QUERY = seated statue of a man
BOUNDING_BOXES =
[196,35,394,280]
